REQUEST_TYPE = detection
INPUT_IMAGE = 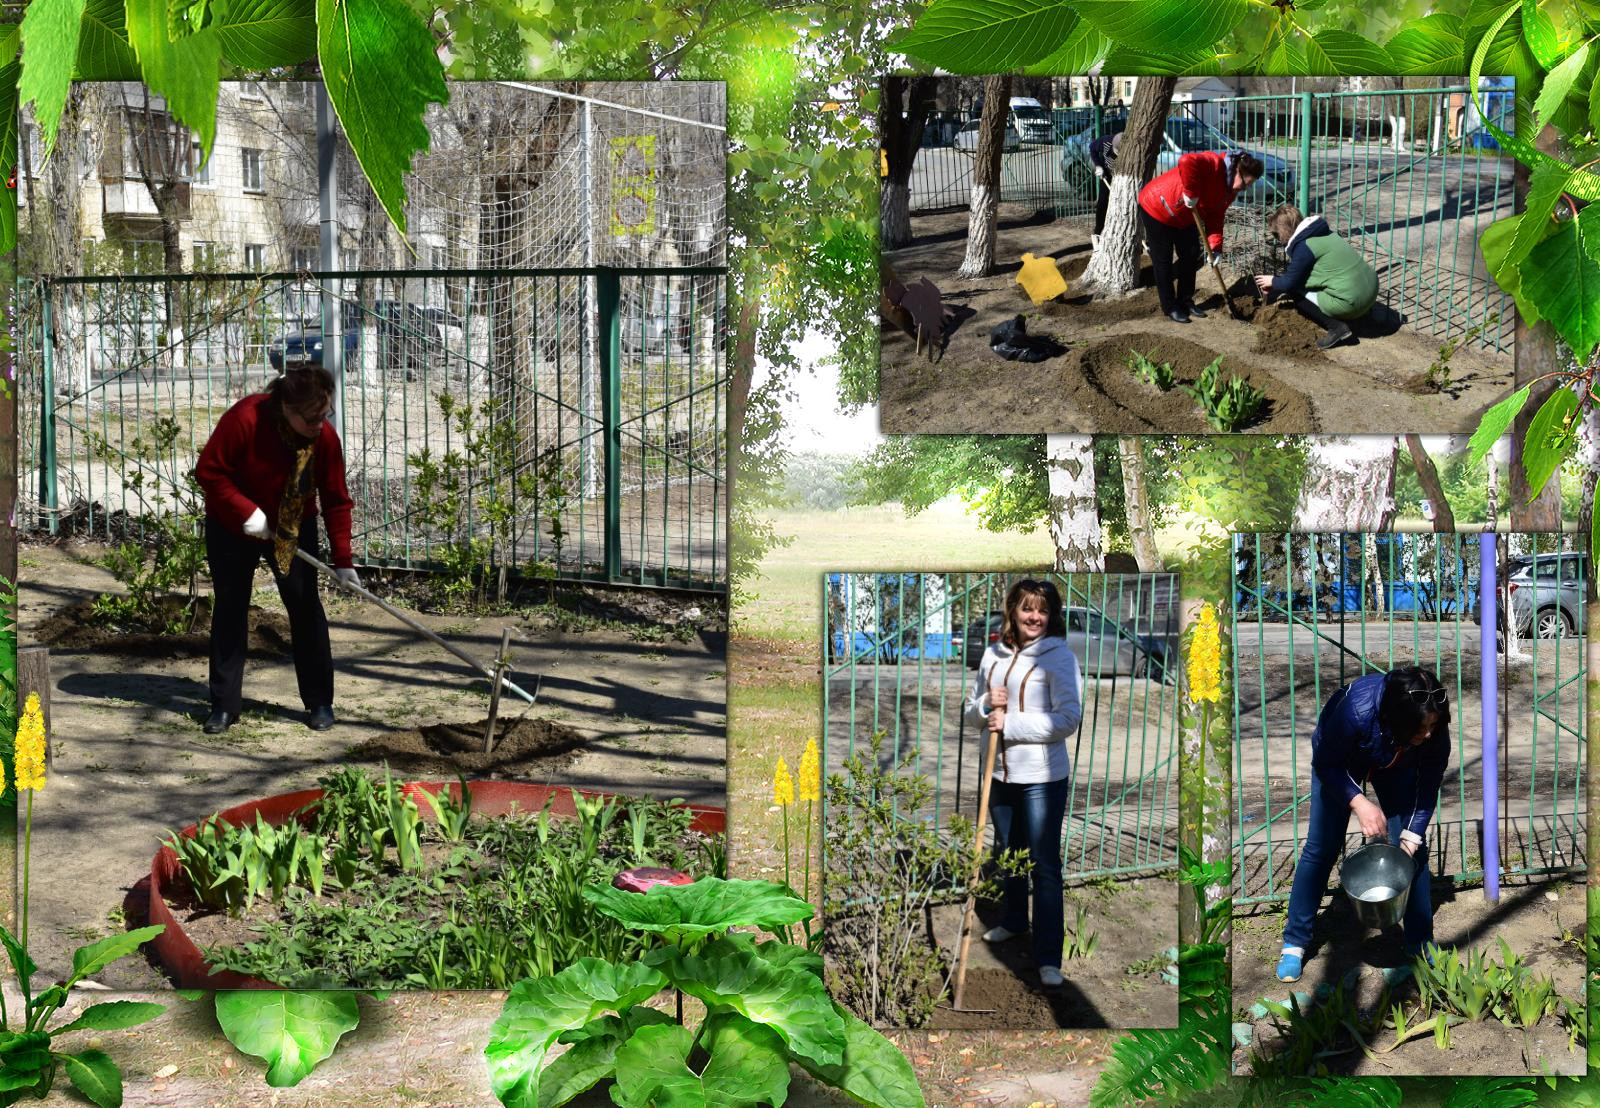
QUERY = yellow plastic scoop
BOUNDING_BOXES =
[1016,252,1067,305]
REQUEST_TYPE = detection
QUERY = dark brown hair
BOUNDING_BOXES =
[267,366,335,417]
[1380,665,1450,740]
[1001,578,1066,648]
[1234,151,1265,182]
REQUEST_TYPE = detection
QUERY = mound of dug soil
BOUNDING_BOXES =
[32,596,292,657]
[1065,332,1315,433]
[925,967,1110,1030]
[1251,301,1328,361]
[345,716,587,780]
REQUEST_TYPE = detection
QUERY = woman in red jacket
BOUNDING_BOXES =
[193,367,359,734]
[1137,150,1263,323]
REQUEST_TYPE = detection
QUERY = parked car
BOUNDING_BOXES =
[270,300,462,373]
[1058,114,1295,204]
[1008,97,1056,144]
[957,607,1174,680]
[1473,552,1588,640]
[954,118,1021,153]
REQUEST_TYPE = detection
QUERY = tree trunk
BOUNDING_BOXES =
[957,75,1011,279]
[1082,77,1177,297]
[1046,433,1104,570]
[879,76,936,251]
[1404,434,1456,532]
[1118,436,1161,570]
[1486,449,1499,530]
[1512,124,1567,530]
[1293,436,1398,531]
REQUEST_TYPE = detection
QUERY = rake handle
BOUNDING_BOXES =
[952,726,1003,1011]
[1191,209,1239,318]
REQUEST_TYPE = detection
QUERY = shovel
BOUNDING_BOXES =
[294,547,540,705]
[949,721,1003,1013]
[1192,209,1242,320]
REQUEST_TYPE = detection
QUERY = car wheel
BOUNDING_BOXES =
[1535,607,1573,639]
[1061,159,1096,200]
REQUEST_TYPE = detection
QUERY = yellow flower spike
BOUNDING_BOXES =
[1187,603,1222,706]
[772,756,795,807]
[798,738,821,803]
[13,693,46,792]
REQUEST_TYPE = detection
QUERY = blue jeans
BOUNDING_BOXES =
[988,775,1070,970]
[1282,765,1434,953]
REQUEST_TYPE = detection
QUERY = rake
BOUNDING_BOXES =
[948,723,1003,1013]
[1193,209,1243,321]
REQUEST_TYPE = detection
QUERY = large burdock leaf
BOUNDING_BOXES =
[1521,217,1600,362]
[537,1007,674,1108]
[18,0,86,155]
[317,0,447,242]
[583,877,814,937]
[610,1014,792,1108]
[649,938,845,1068]
[1070,0,1252,55]
[889,0,1079,72]
[125,0,220,160]
[214,0,318,68]
[485,958,669,1108]
[795,1005,927,1108]
[214,989,361,1087]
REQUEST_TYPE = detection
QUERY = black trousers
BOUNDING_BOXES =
[1093,174,1111,235]
[1139,208,1202,315]
[206,515,333,715]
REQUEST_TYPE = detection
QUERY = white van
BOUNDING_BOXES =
[1009,97,1054,144]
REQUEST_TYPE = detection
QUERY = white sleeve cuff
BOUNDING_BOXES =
[1399,829,1423,847]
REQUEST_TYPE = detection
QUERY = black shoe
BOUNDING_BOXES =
[308,706,335,731]
[1317,321,1353,349]
[1184,302,1209,319]
[1167,309,1190,324]
[203,709,236,735]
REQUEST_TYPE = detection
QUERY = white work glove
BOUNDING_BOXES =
[1093,165,1107,181]
[335,567,362,589]
[1208,250,1224,267]
[1182,193,1198,208]
[242,507,270,540]
[1398,829,1423,857]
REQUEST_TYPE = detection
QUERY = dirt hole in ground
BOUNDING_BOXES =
[345,715,588,779]
[1066,331,1314,432]
[32,596,292,657]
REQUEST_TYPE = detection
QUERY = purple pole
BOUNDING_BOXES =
[1480,533,1500,903]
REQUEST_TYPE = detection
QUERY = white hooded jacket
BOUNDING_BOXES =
[964,634,1083,784]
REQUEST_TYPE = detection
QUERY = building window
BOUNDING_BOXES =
[285,82,311,105]
[121,240,162,272]
[191,141,212,186]
[429,244,450,270]
[193,240,222,269]
[243,243,266,270]
[239,81,265,101]
[241,148,264,192]
[290,245,317,272]
[1123,79,1135,100]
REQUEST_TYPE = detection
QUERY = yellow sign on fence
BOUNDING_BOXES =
[610,134,657,236]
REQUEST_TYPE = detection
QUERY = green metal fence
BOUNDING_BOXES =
[17,267,727,591]
[902,83,1515,354]
[822,571,1181,881]
[1232,532,1585,906]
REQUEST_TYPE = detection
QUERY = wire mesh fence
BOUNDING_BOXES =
[1232,532,1585,906]
[822,571,1182,882]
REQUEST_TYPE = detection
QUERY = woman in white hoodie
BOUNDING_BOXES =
[965,578,1084,987]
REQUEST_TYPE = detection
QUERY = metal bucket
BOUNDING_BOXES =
[1339,842,1415,929]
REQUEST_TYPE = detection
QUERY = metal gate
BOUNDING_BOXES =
[822,571,1181,881]
[1232,532,1585,905]
[16,266,726,591]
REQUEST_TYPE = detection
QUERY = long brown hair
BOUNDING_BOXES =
[1000,578,1066,648]
[267,366,334,417]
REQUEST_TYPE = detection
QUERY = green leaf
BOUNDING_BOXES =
[1523,0,1561,66]
[53,1000,167,1034]
[18,0,87,155]
[1521,385,1581,500]
[168,0,215,38]
[59,1048,121,1108]
[1533,40,1592,130]
[1522,216,1600,360]
[213,990,361,1087]
[650,938,845,1068]
[889,0,1079,72]
[1385,14,1464,73]
[68,925,165,985]
[1590,479,1599,578]
[584,877,814,936]
[214,0,318,68]
[78,0,141,77]
[1100,46,1224,74]
[538,1008,674,1108]
[699,1012,792,1107]
[0,923,38,987]
[1307,29,1394,74]
[485,958,669,1108]
[1578,202,1600,269]
[1069,0,1251,53]
[1505,160,1575,269]
[610,1024,703,1108]
[1480,215,1531,312]
[126,0,221,160]
[1466,384,1531,466]
[1022,18,1106,76]
[793,1005,926,1108]
[317,0,447,243]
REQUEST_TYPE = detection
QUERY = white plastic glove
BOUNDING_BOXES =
[242,507,270,540]
[1093,165,1107,181]
[335,567,362,590]
[1182,193,1198,208]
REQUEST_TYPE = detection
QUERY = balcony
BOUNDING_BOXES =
[102,180,190,224]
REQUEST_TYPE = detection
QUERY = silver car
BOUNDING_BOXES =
[1503,552,1588,639]
[1059,115,1296,205]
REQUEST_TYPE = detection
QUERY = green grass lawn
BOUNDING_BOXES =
[739,501,1055,643]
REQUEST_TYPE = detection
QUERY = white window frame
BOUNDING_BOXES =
[241,148,264,193]
[243,243,267,270]
[191,140,213,187]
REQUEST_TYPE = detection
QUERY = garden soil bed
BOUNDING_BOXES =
[17,540,726,990]
[32,595,293,658]
[880,207,1510,434]
[345,716,587,778]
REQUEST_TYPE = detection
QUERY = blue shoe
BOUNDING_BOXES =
[1275,951,1302,982]
[1382,963,1414,987]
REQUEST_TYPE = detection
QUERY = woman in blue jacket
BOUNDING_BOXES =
[1276,665,1450,983]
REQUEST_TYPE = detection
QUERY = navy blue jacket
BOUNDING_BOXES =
[1309,671,1449,838]
[1267,216,1330,299]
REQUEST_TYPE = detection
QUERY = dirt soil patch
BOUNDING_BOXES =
[33,595,293,658]
[880,208,1511,433]
[346,715,587,778]
[1066,331,1313,433]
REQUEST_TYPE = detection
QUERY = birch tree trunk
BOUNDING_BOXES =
[957,75,1011,278]
[1404,434,1456,531]
[1292,436,1399,531]
[879,75,937,251]
[1118,437,1162,570]
[1046,433,1104,570]
[1081,77,1177,297]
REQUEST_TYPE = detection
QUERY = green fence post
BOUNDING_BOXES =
[596,267,622,583]
[39,285,58,535]
[1298,91,1312,215]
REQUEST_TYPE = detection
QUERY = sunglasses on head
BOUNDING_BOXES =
[1407,687,1447,709]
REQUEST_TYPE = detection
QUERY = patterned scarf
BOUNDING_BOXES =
[273,402,317,574]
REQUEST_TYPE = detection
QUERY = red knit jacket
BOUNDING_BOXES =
[1137,151,1241,251]
[194,393,355,568]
